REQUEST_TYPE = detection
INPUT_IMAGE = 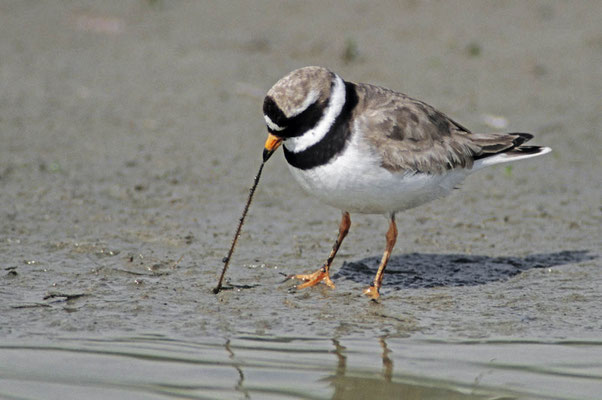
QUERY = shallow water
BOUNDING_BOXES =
[1,1,601,399]
[2,335,601,400]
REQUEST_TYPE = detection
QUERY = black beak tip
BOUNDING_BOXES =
[263,148,273,162]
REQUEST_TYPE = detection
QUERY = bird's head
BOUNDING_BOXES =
[262,66,335,161]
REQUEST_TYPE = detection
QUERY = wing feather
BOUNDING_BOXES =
[353,83,532,174]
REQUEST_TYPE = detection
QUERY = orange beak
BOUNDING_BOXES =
[263,133,283,162]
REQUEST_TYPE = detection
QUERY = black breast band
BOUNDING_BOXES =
[283,82,358,170]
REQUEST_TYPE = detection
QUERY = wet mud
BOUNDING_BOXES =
[0,1,601,398]
[1,0,600,340]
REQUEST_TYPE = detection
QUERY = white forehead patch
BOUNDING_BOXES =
[264,115,285,131]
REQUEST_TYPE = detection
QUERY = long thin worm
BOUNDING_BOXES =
[213,161,265,294]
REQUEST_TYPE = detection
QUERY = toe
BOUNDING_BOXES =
[323,277,336,289]
[362,285,380,300]
[293,269,335,290]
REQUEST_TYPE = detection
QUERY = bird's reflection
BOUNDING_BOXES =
[224,336,488,399]
[331,337,393,382]
[332,338,347,377]
[328,337,486,400]
[379,337,393,382]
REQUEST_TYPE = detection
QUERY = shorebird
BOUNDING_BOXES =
[261,66,551,299]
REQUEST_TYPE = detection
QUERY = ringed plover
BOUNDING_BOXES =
[262,66,551,299]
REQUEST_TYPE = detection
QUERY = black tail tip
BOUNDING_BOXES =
[511,132,534,146]
[511,145,546,155]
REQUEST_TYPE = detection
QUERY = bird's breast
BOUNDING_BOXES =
[286,133,468,214]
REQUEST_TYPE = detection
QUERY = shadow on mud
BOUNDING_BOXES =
[335,250,595,288]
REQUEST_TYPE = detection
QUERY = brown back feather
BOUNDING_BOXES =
[354,83,532,174]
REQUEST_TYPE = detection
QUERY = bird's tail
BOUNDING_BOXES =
[472,132,551,169]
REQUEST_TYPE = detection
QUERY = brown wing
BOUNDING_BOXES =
[353,83,527,174]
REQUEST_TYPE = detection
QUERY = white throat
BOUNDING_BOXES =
[283,74,346,153]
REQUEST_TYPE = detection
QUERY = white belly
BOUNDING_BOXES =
[285,134,470,214]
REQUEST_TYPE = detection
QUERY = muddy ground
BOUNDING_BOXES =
[1,1,600,340]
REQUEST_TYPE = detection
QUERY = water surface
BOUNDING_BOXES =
[2,335,601,399]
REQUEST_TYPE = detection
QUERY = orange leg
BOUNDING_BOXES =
[363,214,398,300]
[291,211,351,290]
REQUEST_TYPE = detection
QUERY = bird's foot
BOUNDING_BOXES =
[362,284,380,300]
[289,267,335,290]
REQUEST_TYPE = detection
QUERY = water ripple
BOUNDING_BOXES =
[1,335,600,399]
